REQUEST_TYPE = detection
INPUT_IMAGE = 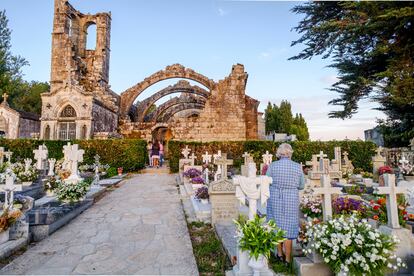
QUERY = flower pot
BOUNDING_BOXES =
[201,198,209,205]
[117,167,123,176]
[22,181,33,186]
[248,255,266,276]
[0,229,10,245]
[46,190,55,197]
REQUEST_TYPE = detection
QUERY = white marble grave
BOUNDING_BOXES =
[33,144,48,171]
[64,144,85,184]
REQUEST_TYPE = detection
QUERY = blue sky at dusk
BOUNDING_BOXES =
[1,0,385,140]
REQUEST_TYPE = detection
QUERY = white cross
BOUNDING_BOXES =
[214,154,233,181]
[4,151,12,164]
[202,152,212,164]
[189,152,196,161]
[313,174,342,221]
[48,158,56,176]
[62,142,72,170]
[262,151,273,165]
[181,145,191,159]
[0,172,22,209]
[24,158,32,172]
[33,144,48,170]
[242,152,251,164]
[375,174,408,229]
[213,150,222,162]
[317,151,328,173]
[66,144,85,182]
[375,147,384,157]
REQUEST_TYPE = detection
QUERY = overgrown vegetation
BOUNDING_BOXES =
[0,139,147,172]
[168,140,376,173]
[187,221,231,275]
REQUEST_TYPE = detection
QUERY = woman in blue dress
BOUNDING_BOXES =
[266,143,305,263]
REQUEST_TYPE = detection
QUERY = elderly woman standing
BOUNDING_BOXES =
[266,143,305,263]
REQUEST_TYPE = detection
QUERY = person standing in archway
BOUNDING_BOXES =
[151,139,160,168]
[147,141,153,167]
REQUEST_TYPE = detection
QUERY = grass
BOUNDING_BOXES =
[268,254,295,275]
[187,221,232,276]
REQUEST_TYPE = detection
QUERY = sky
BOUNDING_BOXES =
[1,0,386,140]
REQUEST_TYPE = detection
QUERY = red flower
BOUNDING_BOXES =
[373,215,379,220]
[377,198,386,205]
[378,166,393,175]
[373,205,380,211]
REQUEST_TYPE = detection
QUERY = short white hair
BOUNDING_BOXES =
[276,143,293,158]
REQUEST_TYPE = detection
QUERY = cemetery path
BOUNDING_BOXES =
[1,173,199,275]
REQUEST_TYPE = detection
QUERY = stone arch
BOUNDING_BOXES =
[134,80,209,122]
[120,64,216,117]
[54,102,80,119]
[147,96,206,122]
[156,103,205,123]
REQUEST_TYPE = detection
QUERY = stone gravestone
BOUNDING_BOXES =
[213,151,223,181]
[179,146,195,181]
[47,158,56,176]
[376,174,414,258]
[209,154,238,225]
[232,163,273,276]
[214,153,232,182]
[4,151,12,164]
[312,174,342,222]
[0,172,22,208]
[202,151,212,184]
[372,147,386,178]
[33,144,48,171]
[260,150,273,174]
[65,144,85,184]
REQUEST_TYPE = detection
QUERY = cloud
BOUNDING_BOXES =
[258,48,288,60]
[217,8,228,16]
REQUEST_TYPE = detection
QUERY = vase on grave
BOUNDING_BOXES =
[248,254,267,276]
[22,181,33,186]
[0,229,10,245]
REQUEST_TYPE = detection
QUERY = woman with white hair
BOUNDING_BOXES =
[266,143,305,263]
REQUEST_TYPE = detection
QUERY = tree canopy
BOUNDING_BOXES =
[290,1,414,146]
[265,100,309,141]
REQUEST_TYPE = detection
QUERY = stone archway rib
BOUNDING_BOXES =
[156,103,205,123]
[147,96,206,122]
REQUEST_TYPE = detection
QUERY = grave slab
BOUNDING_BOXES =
[98,178,122,186]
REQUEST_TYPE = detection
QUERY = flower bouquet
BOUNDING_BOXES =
[332,196,367,215]
[195,186,209,204]
[55,180,90,203]
[191,177,205,185]
[235,215,286,269]
[368,195,408,227]
[0,208,22,244]
[300,190,322,219]
[183,168,202,179]
[44,176,63,196]
[11,163,38,185]
[304,214,406,275]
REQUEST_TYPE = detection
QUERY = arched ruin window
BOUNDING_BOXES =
[0,115,7,138]
[81,125,87,139]
[86,24,97,50]
[44,125,51,140]
[60,105,77,118]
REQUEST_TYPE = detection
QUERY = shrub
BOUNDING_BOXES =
[0,138,147,172]
[168,140,376,173]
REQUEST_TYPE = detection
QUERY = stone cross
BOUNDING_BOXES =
[65,144,85,183]
[33,144,48,170]
[48,158,56,176]
[181,146,191,159]
[317,151,328,173]
[2,93,9,106]
[375,174,408,229]
[202,151,212,164]
[0,172,22,208]
[213,150,222,162]
[62,142,72,170]
[214,154,233,181]
[262,151,273,165]
[0,147,5,165]
[189,152,196,161]
[4,151,12,164]
[93,154,101,186]
[313,174,342,221]
[24,158,32,172]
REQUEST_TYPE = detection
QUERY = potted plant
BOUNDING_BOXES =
[234,215,286,274]
[304,214,406,275]
[0,208,22,245]
[195,186,209,204]
[55,180,90,203]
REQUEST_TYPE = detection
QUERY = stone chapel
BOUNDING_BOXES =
[37,0,262,142]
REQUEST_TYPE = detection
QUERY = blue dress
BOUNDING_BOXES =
[266,157,304,239]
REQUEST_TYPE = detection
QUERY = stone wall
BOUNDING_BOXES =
[245,96,259,140]
[18,117,41,138]
[92,101,118,133]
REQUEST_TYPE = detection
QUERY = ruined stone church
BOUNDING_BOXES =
[37,0,262,142]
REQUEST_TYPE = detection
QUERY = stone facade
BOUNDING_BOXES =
[38,0,260,142]
[0,97,40,139]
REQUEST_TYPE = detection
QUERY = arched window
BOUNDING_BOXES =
[61,105,77,118]
[81,125,87,139]
[44,125,51,140]
[86,24,97,50]
[0,115,7,138]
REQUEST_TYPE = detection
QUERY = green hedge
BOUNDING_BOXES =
[168,140,377,173]
[0,139,147,172]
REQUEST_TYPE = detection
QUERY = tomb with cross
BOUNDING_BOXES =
[0,172,22,209]
[62,142,73,171]
[179,146,195,180]
[376,174,414,258]
[202,152,212,184]
[313,174,342,221]
[214,153,233,182]
[33,144,48,171]
[307,150,343,182]
[181,145,191,159]
[1,93,9,107]
[241,152,255,177]
[372,147,386,178]
[65,144,85,184]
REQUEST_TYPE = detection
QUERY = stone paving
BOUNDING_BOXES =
[1,173,199,275]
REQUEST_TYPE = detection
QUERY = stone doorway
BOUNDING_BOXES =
[151,126,173,158]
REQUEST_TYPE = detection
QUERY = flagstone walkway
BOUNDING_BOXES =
[1,173,199,275]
